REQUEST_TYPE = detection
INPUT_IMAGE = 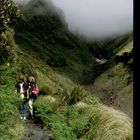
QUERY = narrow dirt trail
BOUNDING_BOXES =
[22,119,52,140]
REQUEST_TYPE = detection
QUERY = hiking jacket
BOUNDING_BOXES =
[27,81,39,98]
[15,82,28,93]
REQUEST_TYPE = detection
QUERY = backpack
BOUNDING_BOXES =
[32,84,39,96]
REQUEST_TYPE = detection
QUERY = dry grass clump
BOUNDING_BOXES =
[79,104,133,140]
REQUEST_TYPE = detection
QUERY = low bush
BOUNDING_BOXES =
[62,85,88,105]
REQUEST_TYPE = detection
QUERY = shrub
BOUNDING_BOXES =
[83,95,101,106]
[49,113,76,140]
[62,85,87,105]
[0,0,20,33]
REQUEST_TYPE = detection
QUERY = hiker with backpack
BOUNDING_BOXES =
[26,76,39,118]
[15,75,28,120]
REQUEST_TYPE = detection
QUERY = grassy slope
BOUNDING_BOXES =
[34,95,133,140]
[13,0,92,83]
[0,64,24,140]
[86,40,133,118]
[116,41,133,56]
[0,28,133,140]
[14,31,91,83]
[0,27,133,140]
[0,0,133,139]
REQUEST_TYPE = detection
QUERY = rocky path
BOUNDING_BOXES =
[22,119,53,140]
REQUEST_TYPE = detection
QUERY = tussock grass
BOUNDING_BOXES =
[75,103,132,140]
[94,106,132,140]
[35,94,133,140]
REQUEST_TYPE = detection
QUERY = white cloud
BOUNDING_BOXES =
[13,0,30,5]
[13,0,133,40]
[52,0,133,40]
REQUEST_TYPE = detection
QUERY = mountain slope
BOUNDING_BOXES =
[0,0,133,139]
[0,27,133,140]
[14,0,93,83]
[85,39,133,118]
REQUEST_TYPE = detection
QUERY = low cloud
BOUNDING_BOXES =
[52,0,133,40]
[13,0,30,5]
[13,0,133,40]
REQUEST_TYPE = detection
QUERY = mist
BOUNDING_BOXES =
[13,0,133,40]
[13,0,30,5]
[52,0,133,40]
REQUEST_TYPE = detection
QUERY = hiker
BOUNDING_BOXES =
[15,75,28,120]
[27,76,39,118]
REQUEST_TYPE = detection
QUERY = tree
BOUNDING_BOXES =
[0,0,20,33]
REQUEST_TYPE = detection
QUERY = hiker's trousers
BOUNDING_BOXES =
[28,98,34,116]
[21,99,27,117]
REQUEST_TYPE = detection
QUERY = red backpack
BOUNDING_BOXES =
[32,84,39,96]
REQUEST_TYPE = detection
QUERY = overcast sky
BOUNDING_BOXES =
[13,0,133,40]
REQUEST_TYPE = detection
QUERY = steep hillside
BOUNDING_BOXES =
[13,0,93,83]
[85,39,133,118]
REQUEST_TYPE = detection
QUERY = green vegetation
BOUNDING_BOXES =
[14,10,92,82]
[0,27,133,139]
[0,65,24,139]
[34,94,132,140]
[0,0,20,33]
[92,61,133,118]
[87,34,132,59]
[0,0,133,139]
